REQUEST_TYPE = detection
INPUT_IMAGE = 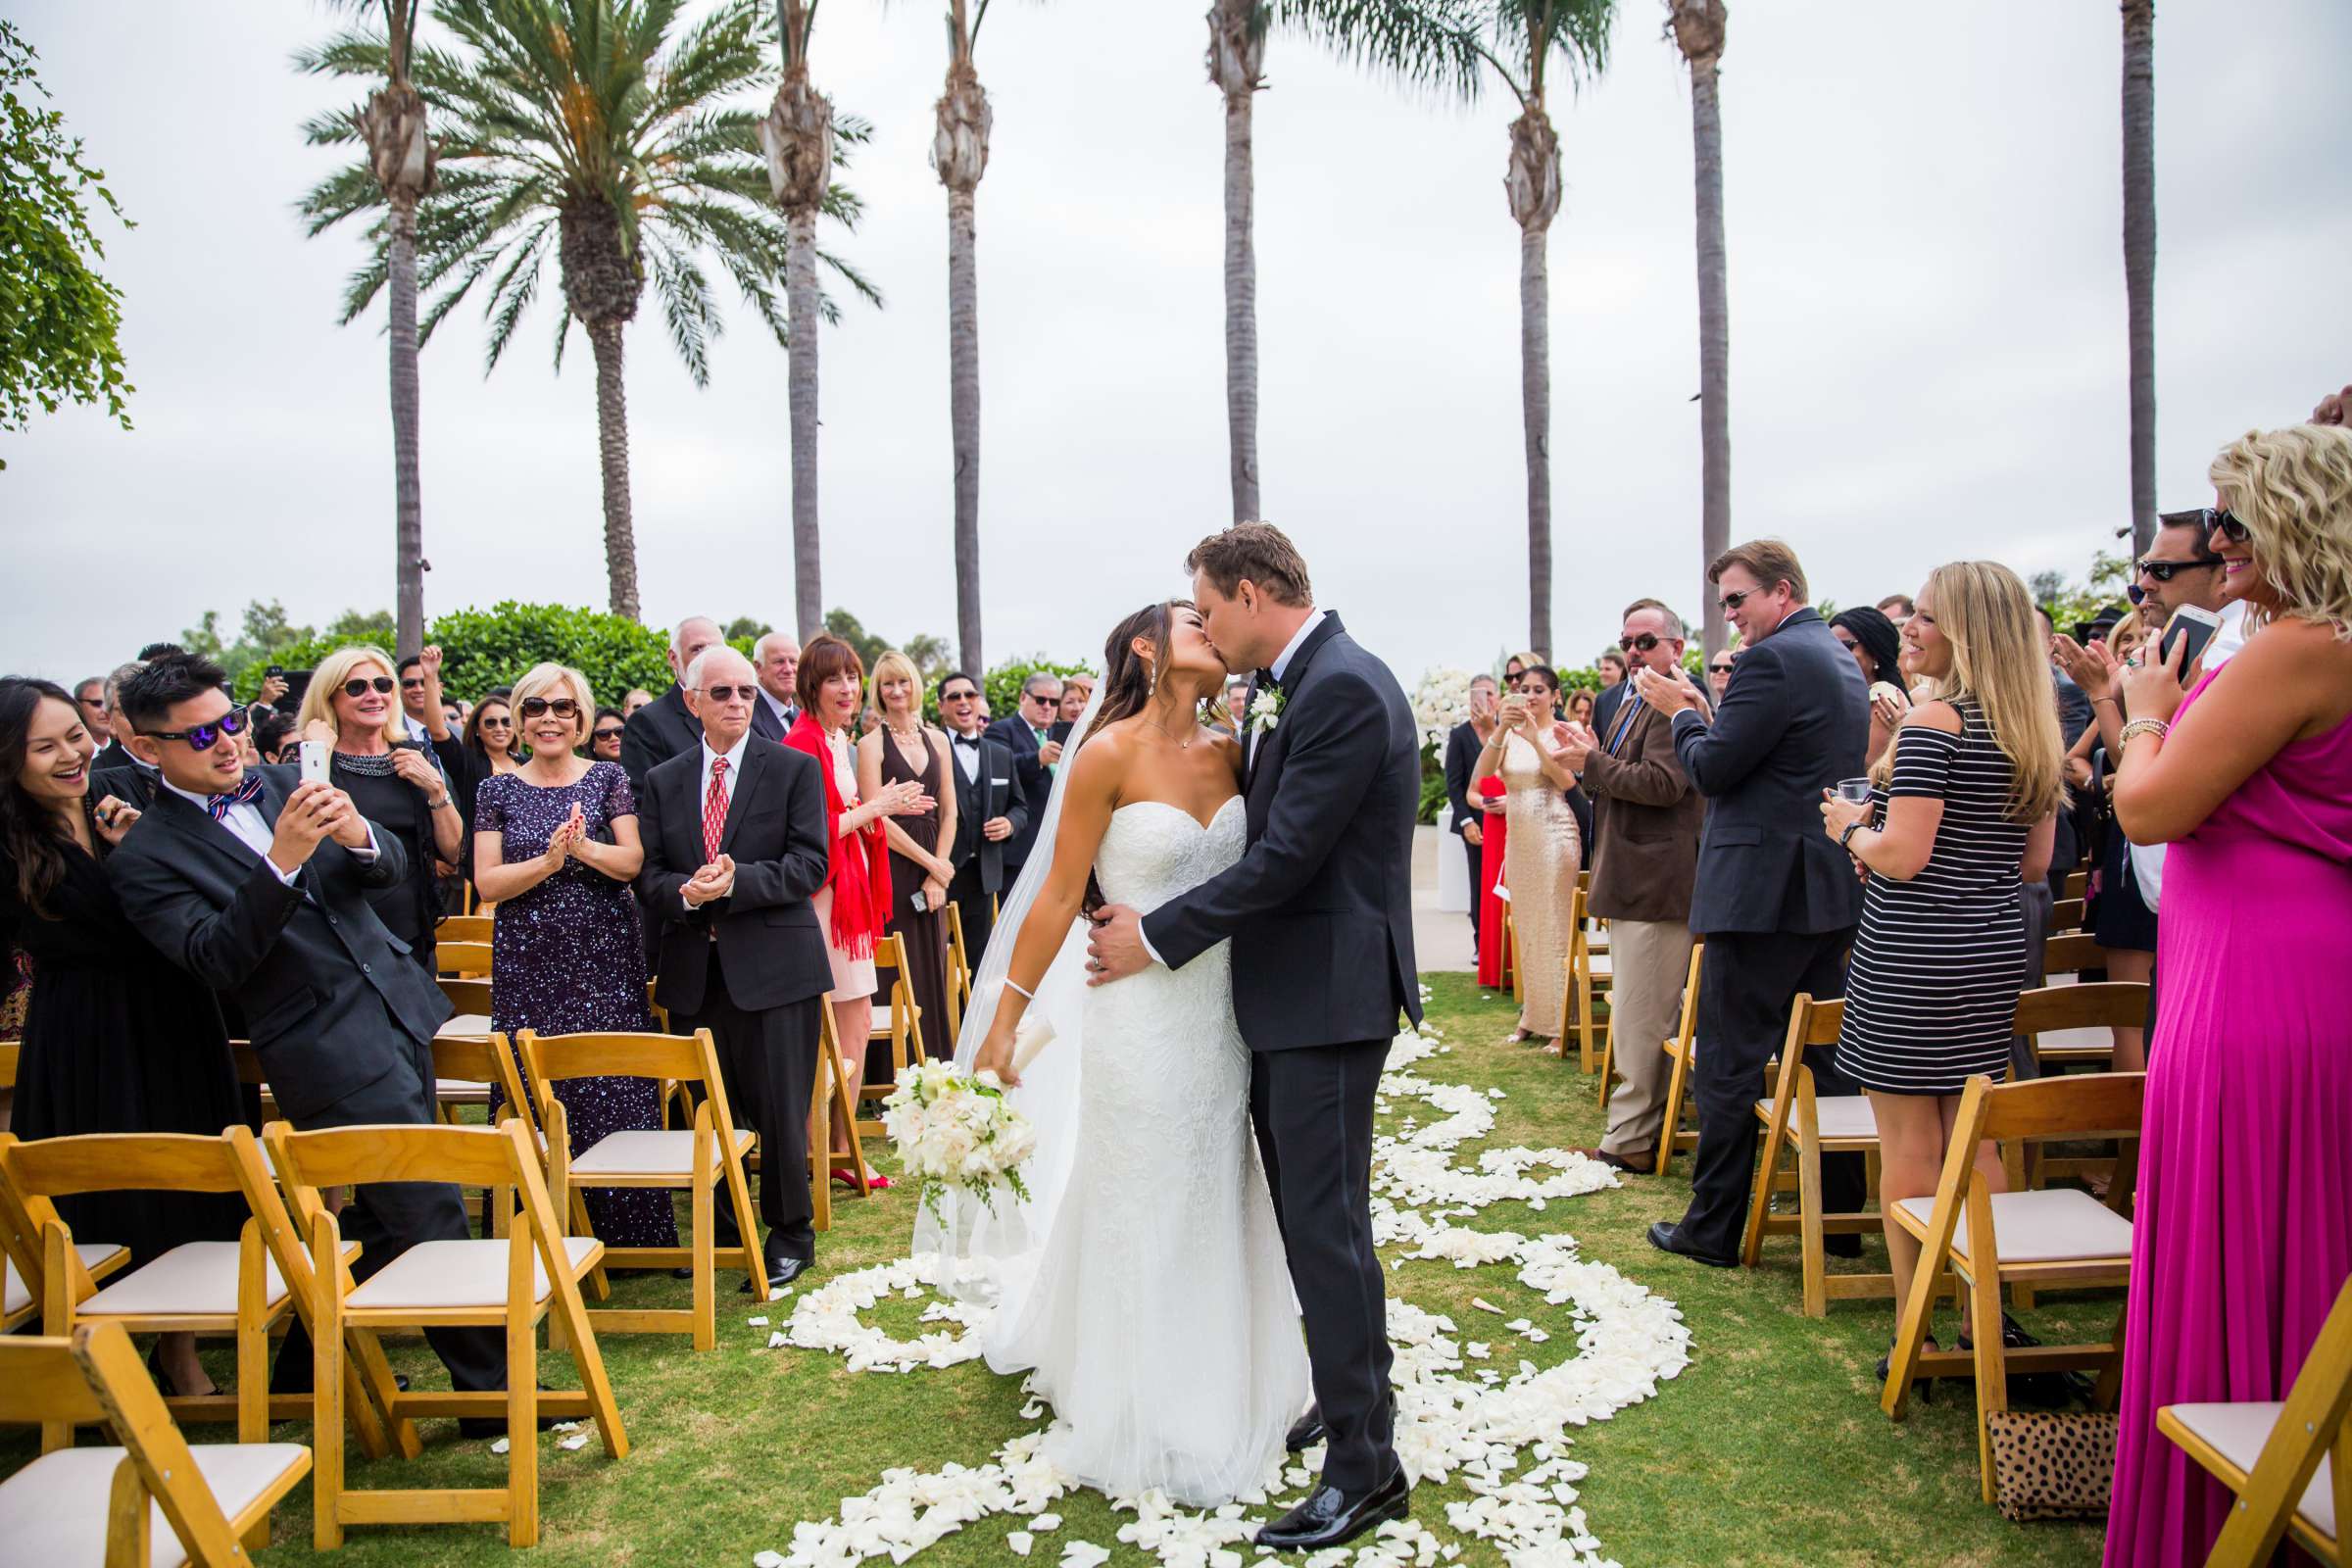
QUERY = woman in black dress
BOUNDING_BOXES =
[295,645,465,972]
[0,677,246,1396]
[856,652,957,1071]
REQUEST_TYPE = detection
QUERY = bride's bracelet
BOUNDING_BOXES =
[1004,979,1035,1002]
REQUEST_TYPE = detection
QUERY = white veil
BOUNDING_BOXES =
[909,679,1106,1291]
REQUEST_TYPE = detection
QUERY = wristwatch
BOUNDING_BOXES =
[1838,820,1865,849]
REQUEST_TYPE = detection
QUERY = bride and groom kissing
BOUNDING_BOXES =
[944,522,1424,1552]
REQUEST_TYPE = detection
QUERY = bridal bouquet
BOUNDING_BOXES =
[880,1060,1039,1224]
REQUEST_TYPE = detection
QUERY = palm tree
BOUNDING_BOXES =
[933,0,996,680]
[1666,0,1728,656]
[2121,0,2155,560]
[1207,0,1268,522]
[302,0,878,621]
[302,1,434,657]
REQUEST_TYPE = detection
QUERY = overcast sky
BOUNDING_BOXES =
[6,0,2348,690]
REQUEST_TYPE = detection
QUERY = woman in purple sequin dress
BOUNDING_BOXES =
[471,664,676,1249]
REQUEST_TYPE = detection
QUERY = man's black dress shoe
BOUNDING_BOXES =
[1255,1465,1410,1551]
[1645,1220,1739,1269]
[1822,1233,1865,1259]
[1285,1405,1325,1452]
[743,1255,810,1295]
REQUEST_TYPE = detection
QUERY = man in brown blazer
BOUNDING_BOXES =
[1554,598,1707,1173]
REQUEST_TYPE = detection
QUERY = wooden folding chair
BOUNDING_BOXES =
[0,1321,312,1566]
[2060,867,2089,901]
[1652,943,1705,1179]
[435,940,494,979]
[1563,886,1612,1074]
[1501,906,1520,1001]
[438,912,494,946]
[2048,897,2087,933]
[0,1138,130,1339]
[267,1118,626,1548]
[2162,1272,2352,1567]
[518,1027,765,1342]
[943,900,973,1041]
[2027,942,2131,1071]
[814,994,869,1203]
[1881,1071,2143,1503]
[2010,984,2150,1200]
[1740,994,1891,1316]
[858,933,928,1138]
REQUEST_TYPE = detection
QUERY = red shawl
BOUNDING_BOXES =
[783,713,890,960]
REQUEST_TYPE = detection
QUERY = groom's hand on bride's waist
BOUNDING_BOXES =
[1085,904,1152,986]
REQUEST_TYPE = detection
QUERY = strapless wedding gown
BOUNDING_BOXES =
[985,797,1309,1505]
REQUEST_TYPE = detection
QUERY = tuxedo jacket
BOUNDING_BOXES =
[619,684,701,794]
[981,715,1053,868]
[635,738,833,1016]
[89,759,158,811]
[1145,613,1422,1052]
[107,765,453,1124]
[943,731,1029,895]
[1579,695,1703,924]
[1668,607,1868,936]
[1442,721,1483,841]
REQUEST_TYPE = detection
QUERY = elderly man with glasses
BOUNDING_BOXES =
[983,673,1062,884]
[935,671,1030,959]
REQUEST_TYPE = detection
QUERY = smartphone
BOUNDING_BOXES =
[266,664,284,680]
[908,888,929,913]
[299,739,331,788]
[1047,719,1074,744]
[2158,604,2223,672]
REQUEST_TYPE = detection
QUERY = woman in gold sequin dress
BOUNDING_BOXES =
[1472,663,1585,1049]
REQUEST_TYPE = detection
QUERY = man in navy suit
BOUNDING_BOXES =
[1636,540,1871,1268]
[982,673,1062,879]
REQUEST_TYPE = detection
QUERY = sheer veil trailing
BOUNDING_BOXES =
[910,679,1106,1289]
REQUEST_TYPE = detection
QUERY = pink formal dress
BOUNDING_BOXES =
[2104,672,2352,1566]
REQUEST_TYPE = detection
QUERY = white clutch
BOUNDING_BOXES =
[1011,1008,1056,1072]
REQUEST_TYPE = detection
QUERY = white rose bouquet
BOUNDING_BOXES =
[1412,666,1479,751]
[880,1060,1039,1224]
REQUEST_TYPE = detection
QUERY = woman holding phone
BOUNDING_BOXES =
[1472,664,1583,1050]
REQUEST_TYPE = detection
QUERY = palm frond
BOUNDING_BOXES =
[1273,0,1487,103]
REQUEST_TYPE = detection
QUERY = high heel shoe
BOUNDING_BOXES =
[1876,1341,1936,1403]
[148,1345,220,1400]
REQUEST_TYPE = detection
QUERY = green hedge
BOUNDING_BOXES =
[239,602,676,710]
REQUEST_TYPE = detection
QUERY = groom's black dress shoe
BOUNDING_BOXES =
[1645,1220,1739,1269]
[742,1254,811,1295]
[1255,1465,1410,1551]
[1285,1405,1325,1452]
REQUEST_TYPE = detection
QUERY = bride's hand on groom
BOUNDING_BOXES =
[1084,904,1151,987]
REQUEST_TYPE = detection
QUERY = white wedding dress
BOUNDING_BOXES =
[981,796,1308,1506]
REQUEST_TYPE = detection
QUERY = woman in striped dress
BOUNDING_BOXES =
[1819,562,2064,1357]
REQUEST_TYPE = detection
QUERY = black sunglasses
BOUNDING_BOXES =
[1024,691,1055,705]
[400,676,425,690]
[1618,632,1665,654]
[518,697,580,719]
[699,684,757,703]
[941,688,978,703]
[592,726,625,742]
[140,709,248,751]
[478,715,513,729]
[1708,662,1735,673]
[2134,555,2224,582]
[2201,508,2250,545]
[1716,588,1756,613]
[342,676,397,698]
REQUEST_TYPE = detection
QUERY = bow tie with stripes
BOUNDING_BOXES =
[207,775,266,821]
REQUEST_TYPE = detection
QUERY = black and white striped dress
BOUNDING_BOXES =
[1838,701,2033,1096]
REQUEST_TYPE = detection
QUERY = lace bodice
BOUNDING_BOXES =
[1094,797,1247,914]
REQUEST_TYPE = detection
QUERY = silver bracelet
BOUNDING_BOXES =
[1004,978,1035,1001]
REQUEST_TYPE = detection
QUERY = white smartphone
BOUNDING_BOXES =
[909,889,929,913]
[2158,603,2224,672]
[298,739,331,788]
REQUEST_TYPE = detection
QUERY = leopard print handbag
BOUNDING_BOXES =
[1985,1410,2120,1521]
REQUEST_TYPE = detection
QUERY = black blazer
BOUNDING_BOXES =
[750,695,795,744]
[106,765,454,1124]
[1144,613,1422,1052]
[89,759,158,810]
[635,738,833,1015]
[1668,607,1868,937]
[981,714,1053,867]
[1442,721,1483,840]
[1592,680,1630,744]
[944,731,1029,894]
[619,684,701,794]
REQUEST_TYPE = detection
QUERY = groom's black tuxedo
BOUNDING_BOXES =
[1142,611,1417,1495]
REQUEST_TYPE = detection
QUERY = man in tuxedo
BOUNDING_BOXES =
[750,631,801,742]
[620,615,723,792]
[1441,674,1498,958]
[1638,541,1870,1267]
[636,647,833,1288]
[1552,599,1705,1175]
[983,674,1062,879]
[1090,523,1422,1552]
[105,653,507,1407]
[935,671,1029,961]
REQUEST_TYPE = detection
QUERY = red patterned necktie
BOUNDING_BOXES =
[703,757,729,861]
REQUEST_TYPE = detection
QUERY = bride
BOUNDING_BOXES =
[926,599,1307,1507]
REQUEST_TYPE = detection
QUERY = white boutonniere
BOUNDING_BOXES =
[1249,686,1286,736]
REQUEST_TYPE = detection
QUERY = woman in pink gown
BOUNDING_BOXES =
[2103,423,2352,1566]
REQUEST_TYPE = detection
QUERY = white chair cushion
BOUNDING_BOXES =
[2034,1026,2114,1056]
[436,1014,495,1040]
[347,1235,602,1310]
[1895,1188,2133,1265]
[6,1245,127,1318]
[1808,1095,1879,1142]
[2164,1400,2336,1541]
[77,1241,359,1318]
[434,1078,493,1102]
[570,1128,756,1178]
[0,1441,310,1568]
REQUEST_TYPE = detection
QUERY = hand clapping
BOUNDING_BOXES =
[684,854,735,907]
[1633,664,1699,715]
[541,802,587,868]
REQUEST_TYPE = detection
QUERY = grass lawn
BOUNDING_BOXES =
[7,974,2116,1566]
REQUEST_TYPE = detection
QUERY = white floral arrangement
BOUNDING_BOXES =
[1411,666,1479,750]
[880,1060,1039,1225]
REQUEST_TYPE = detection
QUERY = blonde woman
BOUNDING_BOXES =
[298,645,464,970]
[856,651,958,1072]
[468,662,673,1248]
[1471,662,1584,1050]
[1818,563,2062,1370]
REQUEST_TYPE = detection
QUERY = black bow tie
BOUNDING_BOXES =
[1255,669,1281,692]
[953,733,980,747]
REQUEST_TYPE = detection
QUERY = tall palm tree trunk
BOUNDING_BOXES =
[936,53,991,680]
[786,206,823,639]
[1508,107,1562,662]
[2121,0,2157,560]
[1207,1,1265,523]
[1674,0,1732,655]
[585,318,640,619]
[386,191,426,655]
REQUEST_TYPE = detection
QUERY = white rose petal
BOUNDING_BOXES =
[1005,1532,1034,1556]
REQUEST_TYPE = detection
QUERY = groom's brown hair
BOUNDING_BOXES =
[1186,521,1312,608]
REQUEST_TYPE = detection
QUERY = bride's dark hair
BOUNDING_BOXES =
[1078,600,1194,752]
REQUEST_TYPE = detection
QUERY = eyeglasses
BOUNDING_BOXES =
[400,676,425,690]
[341,676,396,699]
[518,697,580,719]
[592,726,624,742]
[1716,588,1756,613]
[1708,662,1735,674]
[139,710,247,751]
[2201,508,2251,545]
[478,716,513,729]
[1617,633,1665,654]
[698,684,757,703]
[1024,692,1055,706]
[941,689,978,703]
[2134,556,2224,582]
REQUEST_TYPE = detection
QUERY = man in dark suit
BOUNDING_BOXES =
[1592,668,1631,741]
[935,670,1028,962]
[1089,524,1421,1552]
[1441,674,1499,959]
[1637,541,1870,1268]
[982,673,1062,879]
[619,615,723,792]
[636,648,833,1289]
[749,631,800,743]
[105,653,505,1405]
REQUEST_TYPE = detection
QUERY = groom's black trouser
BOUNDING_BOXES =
[1250,1040,1396,1494]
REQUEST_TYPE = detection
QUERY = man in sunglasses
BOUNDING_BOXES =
[2131,510,2230,633]
[983,673,1062,884]
[106,652,512,1408]
[935,670,1029,957]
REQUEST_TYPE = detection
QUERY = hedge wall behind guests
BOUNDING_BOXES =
[238,602,680,709]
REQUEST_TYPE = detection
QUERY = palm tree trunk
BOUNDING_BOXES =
[947,185,983,679]
[1520,220,1552,662]
[387,189,425,656]
[787,205,823,640]
[1689,51,1732,657]
[585,318,640,620]
[2121,0,2157,560]
[1207,0,1265,523]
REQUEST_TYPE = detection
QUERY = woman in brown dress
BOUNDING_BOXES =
[856,652,958,1076]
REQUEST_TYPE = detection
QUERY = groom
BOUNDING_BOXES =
[1089,521,1422,1551]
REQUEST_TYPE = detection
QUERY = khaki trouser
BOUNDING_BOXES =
[1598,917,1697,1160]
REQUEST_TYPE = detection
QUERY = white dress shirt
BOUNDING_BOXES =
[162,776,375,887]
[949,725,984,787]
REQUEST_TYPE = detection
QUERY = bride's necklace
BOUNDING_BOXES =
[1140,713,1196,750]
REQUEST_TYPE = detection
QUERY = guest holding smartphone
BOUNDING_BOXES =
[1472,665,1584,1051]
